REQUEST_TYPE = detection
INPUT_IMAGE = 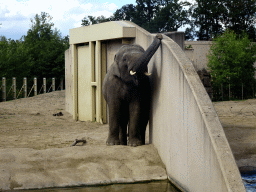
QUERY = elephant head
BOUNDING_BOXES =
[129,34,163,76]
[113,34,163,85]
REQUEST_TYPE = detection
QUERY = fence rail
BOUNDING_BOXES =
[0,77,64,102]
[212,81,256,101]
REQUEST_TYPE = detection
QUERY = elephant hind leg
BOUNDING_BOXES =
[128,98,149,147]
[128,101,143,147]
[119,125,127,145]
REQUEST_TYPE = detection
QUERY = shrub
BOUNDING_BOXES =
[207,29,256,100]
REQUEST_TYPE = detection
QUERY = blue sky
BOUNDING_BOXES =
[0,0,194,40]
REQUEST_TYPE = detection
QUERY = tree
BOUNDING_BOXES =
[135,0,159,30]
[207,29,256,100]
[0,13,69,100]
[113,4,137,21]
[81,15,113,26]
[191,0,256,41]
[223,0,256,41]
[191,0,227,40]
[112,0,191,33]
[24,12,69,84]
[150,0,191,33]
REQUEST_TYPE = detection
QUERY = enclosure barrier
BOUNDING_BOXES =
[131,22,246,191]
[0,77,63,102]
[66,21,246,191]
[147,33,246,191]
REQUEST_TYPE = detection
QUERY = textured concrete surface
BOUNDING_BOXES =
[0,145,167,190]
[0,91,166,191]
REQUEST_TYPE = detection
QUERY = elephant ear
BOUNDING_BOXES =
[112,55,121,78]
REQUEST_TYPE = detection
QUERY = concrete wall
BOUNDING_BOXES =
[65,47,73,115]
[164,31,185,50]
[124,24,245,191]
[106,39,123,70]
[184,41,212,71]
[184,41,256,78]
[65,21,246,191]
[147,35,245,191]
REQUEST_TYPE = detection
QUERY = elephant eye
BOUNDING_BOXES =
[123,58,127,62]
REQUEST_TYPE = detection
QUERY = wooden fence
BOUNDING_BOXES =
[0,77,64,102]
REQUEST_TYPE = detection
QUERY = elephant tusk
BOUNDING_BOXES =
[144,72,152,76]
[130,70,136,75]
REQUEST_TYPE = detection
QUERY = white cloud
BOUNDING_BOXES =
[103,2,118,11]
[0,0,119,39]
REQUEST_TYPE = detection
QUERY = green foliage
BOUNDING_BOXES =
[224,0,256,41]
[207,29,256,100]
[146,0,190,33]
[0,12,69,100]
[81,0,191,34]
[113,4,137,22]
[191,0,256,41]
[81,15,113,26]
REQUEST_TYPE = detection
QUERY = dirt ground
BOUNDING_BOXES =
[0,91,168,190]
[213,99,256,159]
[1,90,256,167]
[0,91,108,150]
[0,91,256,160]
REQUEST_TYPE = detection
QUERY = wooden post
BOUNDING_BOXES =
[221,84,223,101]
[242,83,243,100]
[229,84,230,100]
[23,77,27,98]
[52,78,55,91]
[12,77,16,100]
[60,79,63,90]
[34,77,37,96]
[253,82,255,98]
[2,77,6,102]
[43,78,46,94]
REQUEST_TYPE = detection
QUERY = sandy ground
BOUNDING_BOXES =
[213,99,256,173]
[1,90,256,190]
[0,91,167,191]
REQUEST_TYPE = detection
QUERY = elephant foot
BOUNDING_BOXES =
[106,138,120,146]
[120,140,127,145]
[128,138,142,147]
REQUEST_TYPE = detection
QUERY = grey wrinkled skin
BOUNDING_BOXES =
[102,34,162,147]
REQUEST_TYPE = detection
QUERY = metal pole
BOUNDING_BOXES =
[2,77,6,102]
[23,77,27,98]
[43,78,46,94]
[12,77,16,100]
[52,78,55,91]
[34,77,37,96]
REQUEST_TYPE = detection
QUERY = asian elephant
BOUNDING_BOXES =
[102,34,163,146]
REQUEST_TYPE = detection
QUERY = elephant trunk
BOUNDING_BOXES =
[130,34,163,75]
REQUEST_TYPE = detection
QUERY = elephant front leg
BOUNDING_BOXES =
[107,103,122,145]
[107,100,129,145]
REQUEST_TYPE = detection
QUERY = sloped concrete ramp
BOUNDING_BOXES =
[0,91,166,191]
[0,144,166,190]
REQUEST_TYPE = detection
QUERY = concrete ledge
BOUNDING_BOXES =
[69,21,136,44]
[0,146,167,190]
